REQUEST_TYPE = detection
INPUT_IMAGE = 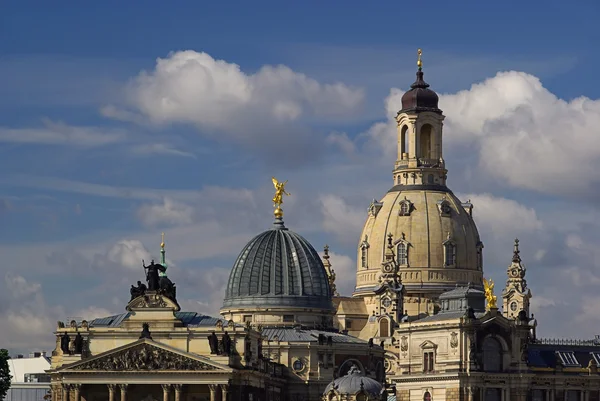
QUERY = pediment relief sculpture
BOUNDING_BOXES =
[71,343,217,371]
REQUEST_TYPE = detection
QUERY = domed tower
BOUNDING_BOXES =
[221,178,335,328]
[354,50,484,319]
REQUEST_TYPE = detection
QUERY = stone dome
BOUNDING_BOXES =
[323,365,383,398]
[400,70,441,114]
[355,185,483,315]
[222,218,333,312]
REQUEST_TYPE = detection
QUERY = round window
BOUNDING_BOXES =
[382,297,392,308]
[510,302,518,311]
[293,359,304,372]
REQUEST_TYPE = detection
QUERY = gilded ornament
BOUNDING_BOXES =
[483,278,497,310]
[271,177,290,218]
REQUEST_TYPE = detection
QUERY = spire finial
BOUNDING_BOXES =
[272,177,290,219]
[159,232,167,276]
[512,238,521,263]
[323,244,330,259]
[417,48,423,71]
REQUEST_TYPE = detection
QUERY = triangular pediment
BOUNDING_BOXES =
[56,339,231,373]
[126,292,180,312]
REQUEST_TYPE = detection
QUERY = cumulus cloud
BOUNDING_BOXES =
[136,197,195,227]
[320,194,365,246]
[369,71,600,197]
[103,51,364,157]
[106,240,152,270]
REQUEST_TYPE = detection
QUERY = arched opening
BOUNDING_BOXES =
[379,318,390,337]
[419,124,432,160]
[400,125,409,159]
[444,242,457,267]
[482,337,503,372]
[423,391,432,401]
[397,242,408,265]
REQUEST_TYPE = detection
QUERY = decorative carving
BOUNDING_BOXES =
[74,332,84,354]
[129,292,168,309]
[450,332,458,349]
[221,331,232,355]
[71,343,217,371]
[437,199,451,216]
[368,199,383,217]
[60,333,70,354]
[400,336,408,352]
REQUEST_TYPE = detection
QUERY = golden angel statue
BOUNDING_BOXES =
[483,278,497,310]
[272,177,290,218]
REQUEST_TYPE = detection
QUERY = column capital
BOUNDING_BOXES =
[161,384,172,391]
[107,384,117,391]
[173,384,183,392]
[208,384,219,392]
[62,383,71,390]
[119,384,129,391]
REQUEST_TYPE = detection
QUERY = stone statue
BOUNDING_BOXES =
[143,260,166,291]
[159,276,177,302]
[139,323,152,340]
[74,332,84,354]
[368,338,374,347]
[483,278,497,310]
[222,331,232,355]
[208,332,219,355]
[60,333,70,354]
[130,281,148,300]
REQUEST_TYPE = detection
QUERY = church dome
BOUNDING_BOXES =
[222,218,333,312]
[355,187,483,315]
[400,70,441,113]
[323,365,383,398]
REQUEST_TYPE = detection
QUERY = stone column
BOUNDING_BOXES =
[107,384,116,401]
[162,384,171,401]
[220,384,229,401]
[174,384,183,401]
[62,384,70,401]
[119,384,128,401]
[208,384,218,401]
[72,384,81,401]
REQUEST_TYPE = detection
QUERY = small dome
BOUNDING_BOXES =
[324,365,383,397]
[400,70,440,113]
[222,218,333,311]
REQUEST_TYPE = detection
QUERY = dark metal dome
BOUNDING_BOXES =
[324,365,383,396]
[400,69,441,114]
[222,218,333,311]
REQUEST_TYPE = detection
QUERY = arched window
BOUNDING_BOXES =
[482,337,503,372]
[476,242,484,271]
[419,124,432,159]
[400,125,409,159]
[423,391,432,401]
[361,248,367,269]
[444,243,457,267]
[400,201,410,215]
[379,318,390,337]
[397,242,408,265]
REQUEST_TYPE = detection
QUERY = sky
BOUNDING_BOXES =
[1,1,600,354]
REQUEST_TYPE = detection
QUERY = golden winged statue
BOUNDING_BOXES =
[483,278,497,310]
[272,177,290,218]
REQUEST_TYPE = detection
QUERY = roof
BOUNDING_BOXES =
[222,218,333,311]
[528,342,600,370]
[324,365,383,396]
[399,69,441,114]
[261,328,370,344]
[335,297,367,315]
[8,356,51,383]
[90,312,239,328]
[414,310,486,323]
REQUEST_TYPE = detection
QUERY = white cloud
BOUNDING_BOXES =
[104,51,364,143]
[371,71,600,197]
[137,197,195,227]
[459,193,543,239]
[131,143,197,158]
[0,118,127,147]
[106,240,152,270]
[319,251,356,296]
[320,194,365,246]
[5,273,41,298]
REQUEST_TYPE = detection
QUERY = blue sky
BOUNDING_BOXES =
[1,1,600,353]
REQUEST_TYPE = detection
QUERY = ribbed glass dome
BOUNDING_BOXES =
[222,218,333,311]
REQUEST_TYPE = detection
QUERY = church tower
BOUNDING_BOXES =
[502,239,532,319]
[354,50,483,319]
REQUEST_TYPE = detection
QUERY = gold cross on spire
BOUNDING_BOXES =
[417,48,423,70]
[161,232,165,249]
